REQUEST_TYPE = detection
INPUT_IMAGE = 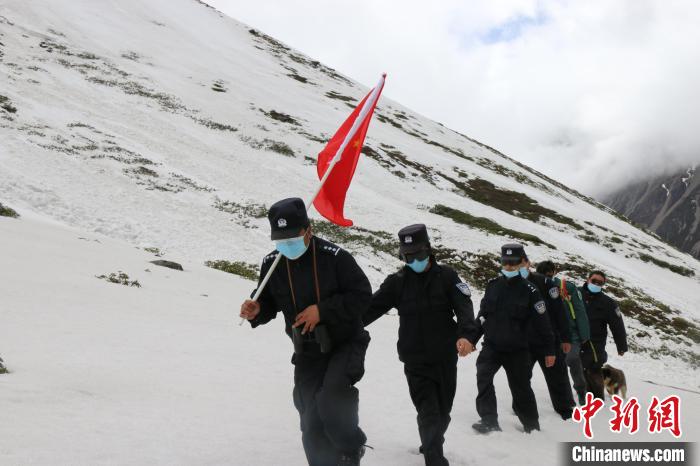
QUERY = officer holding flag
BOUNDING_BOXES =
[240,198,372,466]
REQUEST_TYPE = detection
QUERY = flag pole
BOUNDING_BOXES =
[239,73,386,325]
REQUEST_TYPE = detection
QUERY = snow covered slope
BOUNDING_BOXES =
[0,0,698,397]
[1,214,697,465]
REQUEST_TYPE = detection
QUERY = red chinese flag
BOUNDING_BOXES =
[313,75,385,226]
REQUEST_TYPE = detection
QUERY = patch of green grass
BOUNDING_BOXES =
[96,272,141,287]
[432,246,501,289]
[239,136,295,156]
[214,198,267,219]
[0,202,19,218]
[287,72,310,84]
[440,173,580,229]
[429,204,555,248]
[266,140,295,157]
[310,219,396,256]
[638,253,694,277]
[376,113,403,129]
[125,166,158,177]
[369,145,435,182]
[144,247,163,257]
[205,260,259,281]
[261,109,301,126]
[194,118,237,132]
[325,91,356,103]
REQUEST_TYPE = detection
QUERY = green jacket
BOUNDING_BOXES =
[554,277,590,343]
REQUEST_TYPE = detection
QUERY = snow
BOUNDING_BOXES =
[0,0,699,462]
[1,215,697,465]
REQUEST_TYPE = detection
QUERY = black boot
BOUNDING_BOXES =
[523,421,540,433]
[424,446,449,466]
[471,419,501,434]
[338,446,365,466]
[577,392,586,406]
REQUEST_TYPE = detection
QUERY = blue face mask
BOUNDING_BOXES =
[275,236,308,260]
[407,257,429,273]
[587,283,603,294]
[502,269,520,278]
[519,267,530,278]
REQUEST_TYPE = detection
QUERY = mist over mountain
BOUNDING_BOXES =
[604,166,700,259]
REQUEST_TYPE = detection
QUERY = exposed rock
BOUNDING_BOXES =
[150,260,183,271]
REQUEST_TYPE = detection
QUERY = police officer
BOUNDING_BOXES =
[536,260,591,406]
[519,258,576,420]
[471,243,555,434]
[579,270,628,399]
[239,198,372,466]
[363,224,477,466]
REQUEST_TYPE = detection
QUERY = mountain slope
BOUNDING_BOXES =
[2,214,698,465]
[604,166,700,259]
[1,0,699,381]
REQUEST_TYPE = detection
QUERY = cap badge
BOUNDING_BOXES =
[277,218,287,228]
[405,235,413,244]
[506,249,512,255]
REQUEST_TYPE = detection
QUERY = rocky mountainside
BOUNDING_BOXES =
[604,166,699,259]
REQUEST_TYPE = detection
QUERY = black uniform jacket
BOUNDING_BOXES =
[527,272,571,345]
[250,236,372,347]
[580,286,628,356]
[363,259,478,364]
[474,274,555,355]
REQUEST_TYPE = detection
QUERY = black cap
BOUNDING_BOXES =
[398,224,430,255]
[268,197,310,240]
[501,243,526,262]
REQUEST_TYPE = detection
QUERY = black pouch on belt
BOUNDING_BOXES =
[292,326,305,354]
[314,324,333,354]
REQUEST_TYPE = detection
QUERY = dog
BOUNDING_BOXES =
[602,364,627,399]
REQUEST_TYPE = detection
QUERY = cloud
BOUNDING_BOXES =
[206,0,700,196]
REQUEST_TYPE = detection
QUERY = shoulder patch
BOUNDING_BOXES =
[319,243,341,256]
[549,287,560,299]
[535,300,547,314]
[263,251,279,263]
[456,282,471,297]
[615,306,622,318]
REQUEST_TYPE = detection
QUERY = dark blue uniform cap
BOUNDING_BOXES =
[268,197,310,240]
[501,243,526,262]
[398,224,430,255]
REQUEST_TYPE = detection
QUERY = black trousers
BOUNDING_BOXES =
[476,345,539,428]
[292,331,370,466]
[524,344,575,417]
[404,356,457,466]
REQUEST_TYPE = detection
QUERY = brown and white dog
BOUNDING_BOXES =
[602,364,627,399]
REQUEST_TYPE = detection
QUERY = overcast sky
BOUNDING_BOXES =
[206,0,700,197]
